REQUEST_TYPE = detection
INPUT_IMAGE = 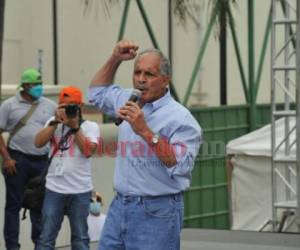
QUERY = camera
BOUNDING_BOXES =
[65,104,80,118]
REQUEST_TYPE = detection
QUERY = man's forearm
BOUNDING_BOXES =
[152,139,177,167]
[154,139,177,168]
[0,134,11,160]
[90,55,122,87]
[140,130,177,168]
[35,126,57,148]
[74,130,96,157]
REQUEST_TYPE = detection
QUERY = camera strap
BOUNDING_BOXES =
[40,128,75,180]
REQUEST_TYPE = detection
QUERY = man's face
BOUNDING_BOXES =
[133,53,169,105]
[22,82,42,90]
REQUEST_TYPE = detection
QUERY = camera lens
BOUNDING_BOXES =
[65,104,79,118]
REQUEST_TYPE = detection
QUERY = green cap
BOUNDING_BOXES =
[21,68,42,84]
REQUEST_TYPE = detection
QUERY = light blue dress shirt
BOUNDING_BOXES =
[88,85,202,196]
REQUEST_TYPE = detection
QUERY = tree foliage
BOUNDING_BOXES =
[82,0,202,27]
[208,0,238,36]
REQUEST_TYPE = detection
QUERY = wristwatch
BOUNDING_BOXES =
[151,134,160,145]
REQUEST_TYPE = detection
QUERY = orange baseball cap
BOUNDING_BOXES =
[59,86,83,104]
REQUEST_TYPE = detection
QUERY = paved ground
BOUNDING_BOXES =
[57,228,300,250]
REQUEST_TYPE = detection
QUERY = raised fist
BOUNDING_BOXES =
[113,40,139,61]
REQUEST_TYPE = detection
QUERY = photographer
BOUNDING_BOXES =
[34,86,100,250]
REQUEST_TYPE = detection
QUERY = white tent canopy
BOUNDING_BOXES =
[226,118,297,231]
[227,117,296,157]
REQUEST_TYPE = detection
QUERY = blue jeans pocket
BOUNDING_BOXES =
[142,197,176,218]
[170,195,184,209]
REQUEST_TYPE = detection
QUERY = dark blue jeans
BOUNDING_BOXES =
[99,192,184,250]
[2,149,48,250]
[36,189,91,250]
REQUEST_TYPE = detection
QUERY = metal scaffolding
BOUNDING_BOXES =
[271,0,300,232]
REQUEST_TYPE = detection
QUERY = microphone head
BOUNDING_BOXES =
[132,89,142,98]
[129,89,142,102]
[115,89,142,126]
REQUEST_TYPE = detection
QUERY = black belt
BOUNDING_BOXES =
[8,148,48,161]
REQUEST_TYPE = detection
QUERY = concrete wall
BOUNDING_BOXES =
[2,0,273,107]
[2,0,53,85]
[2,0,201,104]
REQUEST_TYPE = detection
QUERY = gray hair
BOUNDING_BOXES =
[135,48,171,77]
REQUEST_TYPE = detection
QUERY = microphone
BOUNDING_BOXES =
[114,89,142,126]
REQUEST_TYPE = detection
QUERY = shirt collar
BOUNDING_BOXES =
[16,92,40,104]
[144,88,172,111]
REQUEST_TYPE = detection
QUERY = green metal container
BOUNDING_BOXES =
[184,104,275,229]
